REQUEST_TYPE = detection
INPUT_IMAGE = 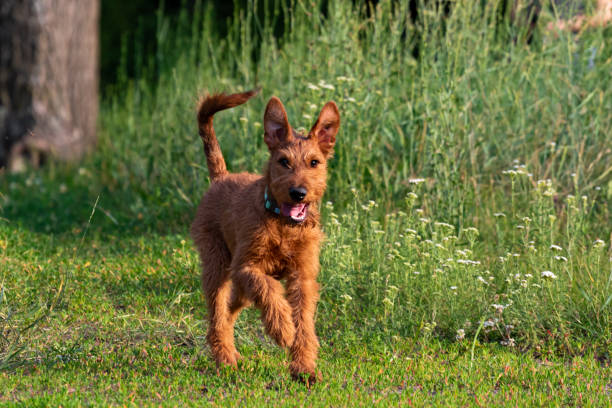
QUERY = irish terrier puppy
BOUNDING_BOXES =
[190,89,340,384]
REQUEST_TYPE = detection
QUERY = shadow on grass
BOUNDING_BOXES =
[0,171,195,238]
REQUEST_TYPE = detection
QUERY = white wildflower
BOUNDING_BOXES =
[483,319,496,328]
[408,178,426,184]
[593,239,605,248]
[491,304,506,313]
[434,222,454,229]
[456,249,472,257]
[549,244,563,251]
[336,76,354,82]
[493,212,506,218]
[455,329,465,341]
[306,83,320,90]
[541,271,557,279]
[554,256,568,262]
[477,276,488,284]
[318,80,335,90]
[457,259,481,266]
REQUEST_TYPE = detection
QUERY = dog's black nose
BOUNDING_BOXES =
[289,187,307,202]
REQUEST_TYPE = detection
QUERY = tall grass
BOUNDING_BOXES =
[100,0,611,219]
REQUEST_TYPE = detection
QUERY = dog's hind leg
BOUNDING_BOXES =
[197,236,239,368]
[226,284,251,361]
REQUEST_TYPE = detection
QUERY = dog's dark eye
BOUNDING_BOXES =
[310,160,319,168]
[279,158,290,168]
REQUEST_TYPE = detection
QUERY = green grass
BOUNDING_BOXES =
[0,225,610,406]
[1,0,611,405]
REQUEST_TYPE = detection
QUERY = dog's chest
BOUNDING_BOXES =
[253,224,316,278]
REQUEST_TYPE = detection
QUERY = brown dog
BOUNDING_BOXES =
[191,89,340,384]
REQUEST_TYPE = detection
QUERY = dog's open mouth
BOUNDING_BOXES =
[281,203,309,222]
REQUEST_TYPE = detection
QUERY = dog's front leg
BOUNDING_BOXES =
[232,264,296,348]
[286,274,320,384]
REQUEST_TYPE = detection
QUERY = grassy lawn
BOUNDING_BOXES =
[1,0,611,405]
[1,227,609,406]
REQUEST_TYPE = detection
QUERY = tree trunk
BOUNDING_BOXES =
[0,0,99,171]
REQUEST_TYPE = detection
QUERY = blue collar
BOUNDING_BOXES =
[264,186,281,215]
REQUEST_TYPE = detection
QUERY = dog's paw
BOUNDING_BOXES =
[268,321,296,348]
[290,363,320,387]
[268,325,295,348]
[213,351,238,369]
[264,311,296,348]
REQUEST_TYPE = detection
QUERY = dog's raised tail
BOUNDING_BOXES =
[197,89,259,181]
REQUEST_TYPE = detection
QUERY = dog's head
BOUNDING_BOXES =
[263,96,340,223]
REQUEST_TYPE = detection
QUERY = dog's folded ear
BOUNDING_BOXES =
[264,97,291,149]
[310,101,340,157]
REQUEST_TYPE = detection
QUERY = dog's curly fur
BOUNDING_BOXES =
[191,89,340,384]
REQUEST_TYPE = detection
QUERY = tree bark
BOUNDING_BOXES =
[0,0,99,171]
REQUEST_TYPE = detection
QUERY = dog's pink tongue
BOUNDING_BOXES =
[281,203,306,217]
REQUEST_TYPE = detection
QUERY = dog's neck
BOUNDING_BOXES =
[264,186,281,215]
